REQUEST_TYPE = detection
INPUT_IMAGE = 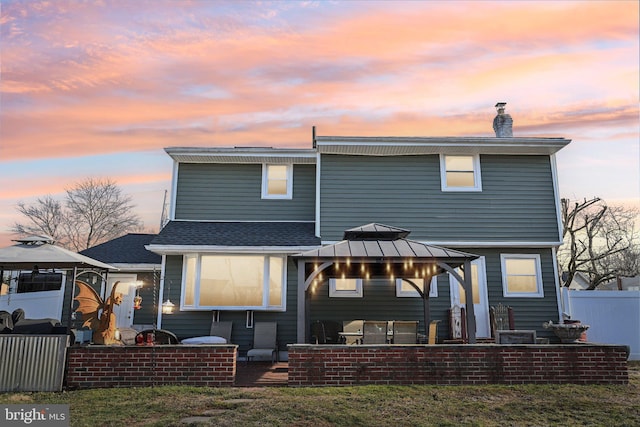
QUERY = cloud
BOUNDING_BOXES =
[0,0,637,247]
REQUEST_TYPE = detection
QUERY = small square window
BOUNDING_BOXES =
[329,278,363,298]
[396,277,437,297]
[440,154,482,191]
[500,254,544,298]
[262,164,292,199]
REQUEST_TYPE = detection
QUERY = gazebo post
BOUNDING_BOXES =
[297,259,307,344]
[462,259,477,344]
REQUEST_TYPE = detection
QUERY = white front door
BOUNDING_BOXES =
[106,274,137,329]
[450,257,490,338]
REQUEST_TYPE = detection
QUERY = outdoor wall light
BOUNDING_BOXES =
[161,299,175,314]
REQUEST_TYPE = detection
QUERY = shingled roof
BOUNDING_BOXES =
[149,221,320,248]
[80,233,161,265]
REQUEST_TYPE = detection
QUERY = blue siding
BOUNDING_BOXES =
[319,154,559,242]
[175,163,315,221]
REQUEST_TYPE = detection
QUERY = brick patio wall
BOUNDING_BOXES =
[66,345,237,389]
[287,344,629,386]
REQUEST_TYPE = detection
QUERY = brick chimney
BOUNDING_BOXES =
[493,102,513,137]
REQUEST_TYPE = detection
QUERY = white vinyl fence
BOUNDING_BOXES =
[563,289,640,360]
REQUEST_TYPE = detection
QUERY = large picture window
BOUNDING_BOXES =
[500,254,544,298]
[262,164,292,199]
[182,254,286,310]
[440,154,482,191]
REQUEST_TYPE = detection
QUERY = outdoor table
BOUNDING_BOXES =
[338,331,394,344]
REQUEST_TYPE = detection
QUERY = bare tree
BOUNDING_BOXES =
[13,196,69,247]
[13,178,143,251]
[559,197,639,289]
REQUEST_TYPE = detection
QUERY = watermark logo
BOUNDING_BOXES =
[1,405,69,426]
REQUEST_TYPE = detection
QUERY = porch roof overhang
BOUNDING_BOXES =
[164,147,317,164]
[147,220,321,255]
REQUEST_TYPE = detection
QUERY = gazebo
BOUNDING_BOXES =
[0,235,115,328]
[0,235,116,392]
[295,223,480,344]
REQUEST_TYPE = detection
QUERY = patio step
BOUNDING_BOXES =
[235,362,288,387]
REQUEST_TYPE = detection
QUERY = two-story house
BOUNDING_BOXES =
[147,104,571,355]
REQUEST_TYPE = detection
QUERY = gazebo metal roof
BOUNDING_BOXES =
[295,222,479,265]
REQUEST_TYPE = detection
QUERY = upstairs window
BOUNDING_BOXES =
[262,164,292,199]
[500,254,544,298]
[440,155,482,191]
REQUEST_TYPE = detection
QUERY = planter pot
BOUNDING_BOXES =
[543,321,589,343]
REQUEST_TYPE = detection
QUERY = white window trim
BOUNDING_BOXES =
[261,163,293,199]
[180,253,287,311]
[439,154,482,192]
[500,254,544,298]
[395,277,438,297]
[329,278,363,298]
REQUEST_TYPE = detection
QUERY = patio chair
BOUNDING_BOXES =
[362,321,388,344]
[0,310,13,333]
[342,320,364,345]
[210,320,233,344]
[490,304,514,338]
[310,320,326,344]
[322,320,342,344]
[247,322,278,363]
[392,320,418,344]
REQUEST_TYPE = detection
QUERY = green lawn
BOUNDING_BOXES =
[2,362,638,426]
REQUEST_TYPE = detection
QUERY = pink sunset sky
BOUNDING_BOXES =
[1,0,638,249]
